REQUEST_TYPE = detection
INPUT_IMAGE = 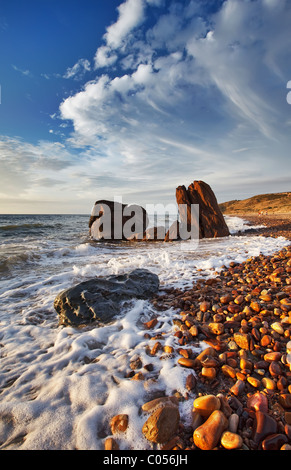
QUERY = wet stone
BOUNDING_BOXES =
[261,335,272,347]
[264,352,282,362]
[142,396,179,413]
[130,356,142,370]
[142,405,180,444]
[144,318,158,329]
[185,373,197,391]
[279,394,291,409]
[110,414,129,434]
[177,357,196,369]
[200,301,211,312]
[201,367,216,380]
[221,431,243,450]
[104,437,119,450]
[250,301,261,313]
[261,433,288,450]
[261,377,276,390]
[285,412,291,425]
[247,376,261,388]
[252,411,277,445]
[193,395,221,418]
[193,410,228,450]
[271,322,284,335]
[233,332,250,350]
[217,394,232,418]
[208,322,224,335]
[134,245,291,451]
[221,364,236,379]
[230,380,245,397]
[281,444,291,450]
[195,347,217,363]
[269,361,282,377]
[251,327,261,342]
[285,424,291,439]
[228,413,239,433]
[200,356,220,368]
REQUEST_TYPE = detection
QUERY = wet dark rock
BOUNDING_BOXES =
[89,200,149,241]
[54,269,159,326]
[252,411,278,445]
[261,433,288,450]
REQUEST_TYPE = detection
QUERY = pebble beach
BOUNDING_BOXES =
[105,214,291,451]
[0,213,290,451]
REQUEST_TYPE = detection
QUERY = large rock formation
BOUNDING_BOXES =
[89,200,149,241]
[89,181,229,242]
[165,180,230,241]
[54,268,159,327]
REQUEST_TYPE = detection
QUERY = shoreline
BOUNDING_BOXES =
[105,214,291,450]
[228,213,291,241]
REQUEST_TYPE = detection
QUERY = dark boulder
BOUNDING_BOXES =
[89,200,149,241]
[54,269,159,327]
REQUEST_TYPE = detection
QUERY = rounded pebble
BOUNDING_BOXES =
[247,376,261,388]
[201,367,216,380]
[262,377,276,390]
[193,395,221,417]
[271,322,284,335]
[221,364,236,379]
[228,413,239,433]
[110,414,129,434]
[177,357,196,368]
[221,431,243,450]
[193,410,228,450]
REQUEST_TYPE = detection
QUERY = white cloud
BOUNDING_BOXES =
[94,0,146,69]
[63,58,91,80]
[94,0,165,69]
[94,45,118,69]
[105,0,145,48]
[132,63,153,85]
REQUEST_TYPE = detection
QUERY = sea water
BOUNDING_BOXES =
[0,214,288,450]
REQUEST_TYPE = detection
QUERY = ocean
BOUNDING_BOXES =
[0,213,289,450]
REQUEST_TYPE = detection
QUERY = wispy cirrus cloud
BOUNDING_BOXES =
[12,64,31,77]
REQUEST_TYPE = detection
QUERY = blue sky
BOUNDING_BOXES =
[0,0,290,214]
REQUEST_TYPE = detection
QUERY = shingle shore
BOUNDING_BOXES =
[105,215,291,450]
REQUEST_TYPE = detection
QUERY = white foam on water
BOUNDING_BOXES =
[224,215,265,234]
[0,215,289,449]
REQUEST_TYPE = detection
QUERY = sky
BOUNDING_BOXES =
[0,0,291,214]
